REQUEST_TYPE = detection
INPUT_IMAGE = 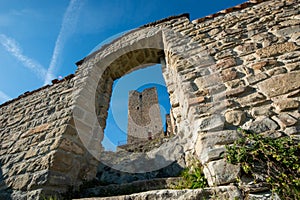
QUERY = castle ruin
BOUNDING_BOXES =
[0,0,299,199]
[127,87,164,144]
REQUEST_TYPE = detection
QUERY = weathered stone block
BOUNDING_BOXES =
[257,71,300,98]
[249,117,279,133]
[274,25,300,38]
[246,73,268,85]
[51,150,74,172]
[10,174,31,190]
[203,159,240,186]
[235,43,260,56]
[195,130,240,164]
[188,96,205,106]
[225,110,246,126]
[285,125,300,136]
[275,113,298,127]
[251,105,274,117]
[195,115,225,132]
[273,99,300,111]
[215,57,236,70]
[237,92,266,106]
[221,68,238,82]
[194,74,221,90]
[252,61,268,71]
[256,42,298,58]
[59,138,84,155]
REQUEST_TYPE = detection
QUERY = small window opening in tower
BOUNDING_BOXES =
[102,64,171,152]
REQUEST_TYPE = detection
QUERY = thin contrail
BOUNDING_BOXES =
[0,90,11,103]
[44,0,84,85]
[0,34,49,80]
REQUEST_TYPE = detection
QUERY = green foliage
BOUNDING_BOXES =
[225,128,300,200]
[175,161,208,189]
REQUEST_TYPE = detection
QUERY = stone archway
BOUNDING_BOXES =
[70,14,222,188]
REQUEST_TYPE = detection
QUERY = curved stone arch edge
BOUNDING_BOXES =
[71,26,225,174]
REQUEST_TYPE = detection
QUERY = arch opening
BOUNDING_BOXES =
[101,64,172,152]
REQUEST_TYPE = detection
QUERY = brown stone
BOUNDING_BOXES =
[225,79,245,89]
[256,42,298,58]
[11,174,31,190]
[215,57,236,70]
[225,110,246,126]
[246,73,268,85]
[59,138,84,155]
[51,150,74,172]
[252,61,267,71]
[235,43,259,55]
[25,148,39,159]
[221,68,237,82]
[22,123,50,138]
[257,71,300,98]
[194,74,220,89]
[226,86,252,98]
[188,96,205,106]
[238,92,266,106]
[273,99,300,111]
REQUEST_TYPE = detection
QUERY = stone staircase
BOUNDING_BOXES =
[72,184,242,200]
[72,177,181,199]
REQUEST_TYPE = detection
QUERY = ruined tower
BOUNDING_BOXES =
[127,87,163,144]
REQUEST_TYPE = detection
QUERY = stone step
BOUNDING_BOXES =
[73,186,242,200]
[73,177,182,199]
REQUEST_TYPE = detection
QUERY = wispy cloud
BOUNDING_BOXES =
[0,90,11,103]
[44,0,84,85]
[0,34,48,80]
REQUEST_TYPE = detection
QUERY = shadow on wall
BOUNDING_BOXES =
[73,154,184,198]
[0,163,12,200]
[96,160,183,185]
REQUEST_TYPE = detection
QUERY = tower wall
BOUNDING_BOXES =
[127,87,163,144]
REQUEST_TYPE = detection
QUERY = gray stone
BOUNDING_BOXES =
[274,25,300,38]
[195,130,240,164]
[195,115,225,132]
[246,73,268,85]
[203,159,240,186]
[74,186,242,200]
[249,117,279,133]
[285,125,300,135]
[246,191,280,200]
[276,113,298,127]
[251,105,274,117]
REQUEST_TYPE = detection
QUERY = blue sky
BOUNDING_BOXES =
[0,0,246,150]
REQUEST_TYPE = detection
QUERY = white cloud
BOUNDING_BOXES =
[44,0,84,85]
[0,90,11,103]
[0,34,49,80]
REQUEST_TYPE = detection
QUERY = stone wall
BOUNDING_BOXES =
[0,0,299,199]
[0,77,77,199]
[127,87,163,144]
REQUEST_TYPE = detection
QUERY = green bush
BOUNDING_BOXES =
[225,128,300,200]
[175,160,208,189]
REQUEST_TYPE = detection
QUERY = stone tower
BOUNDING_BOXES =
[127,87,163,144]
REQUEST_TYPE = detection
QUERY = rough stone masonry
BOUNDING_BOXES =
[0,0,299,199]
